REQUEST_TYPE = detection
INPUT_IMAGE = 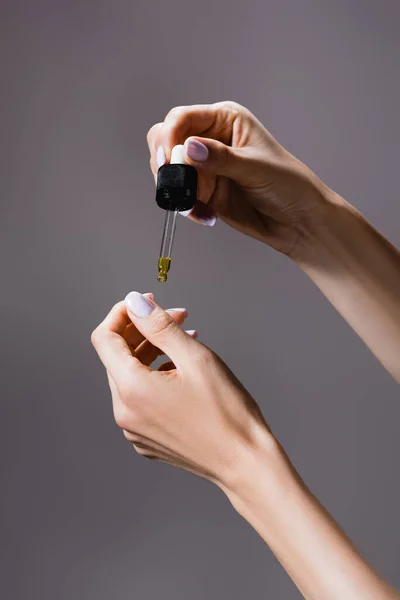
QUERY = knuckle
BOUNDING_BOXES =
[114,404,132,430]
[90,326,101,347]
[114,401,141,432]
[217,100,241,114]
[146,122,162,145]
[146,126,154,144]
[149,311,177,338]
[165,106,191,131]
[166,105,186,119]
[111,300,125,313]
[216,101,254,126]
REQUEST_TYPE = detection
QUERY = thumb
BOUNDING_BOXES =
[183,136,249,185]
[125,292,197,365]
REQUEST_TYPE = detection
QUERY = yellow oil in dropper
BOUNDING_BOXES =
[157,204,178,283]
[157,257,171,283]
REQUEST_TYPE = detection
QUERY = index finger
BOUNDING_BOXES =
[156,103,237,159]
[91,301,148,383]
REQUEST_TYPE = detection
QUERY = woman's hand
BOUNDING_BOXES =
[91,292,400,599]
[148,101,400,381]
[147,101,330,260]
[91,291,272,487]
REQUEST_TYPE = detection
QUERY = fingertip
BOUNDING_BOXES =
[179,208,193,218]
[156,146,166,167]
[190,202,217,227]
[125,291,155,319]
[185,329,198,339]
[184,138,209,163]
[167,308,188,318]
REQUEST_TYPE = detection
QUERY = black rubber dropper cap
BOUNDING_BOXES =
[156,145,198,212]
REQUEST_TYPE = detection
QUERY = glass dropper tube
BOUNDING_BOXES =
[157,205,178,283]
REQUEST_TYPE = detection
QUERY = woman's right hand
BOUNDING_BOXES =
[147,101,333,261]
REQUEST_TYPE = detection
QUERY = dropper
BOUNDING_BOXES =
[155,145,197,283]
[157,207,178,282]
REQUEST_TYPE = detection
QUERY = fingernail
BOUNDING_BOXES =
[143,292,154,299]
[167,308,188,316]
[199,215,216,227]
[125,291,155,318]
[179,208,193,218]
[185,329,198,338]
[193,203,217,227]
[185,139,209,162]
[156,147,166,167]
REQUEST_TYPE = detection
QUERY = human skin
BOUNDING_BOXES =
[91,101,400,598]
[91,295,399,600]
[148,101,400,382]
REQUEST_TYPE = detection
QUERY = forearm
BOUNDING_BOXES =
[298,191,400,381]
[222,433,399,600]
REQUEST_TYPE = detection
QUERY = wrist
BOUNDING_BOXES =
[293,184,364,270]
[218,425,303,518]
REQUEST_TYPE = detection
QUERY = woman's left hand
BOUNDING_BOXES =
[91,292,400,600]
[91,291,273,489]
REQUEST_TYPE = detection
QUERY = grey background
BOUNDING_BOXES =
[1,1,399,598]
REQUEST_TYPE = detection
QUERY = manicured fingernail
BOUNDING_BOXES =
[143,292,154,299]
[167,308,188,316]
[186,329,198,338]
[125,291,155,318]
[179,208,193,218]
[193,203,217,227]
[199,215,216,226]
[156,147,166,167]
[185,139,209,162]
